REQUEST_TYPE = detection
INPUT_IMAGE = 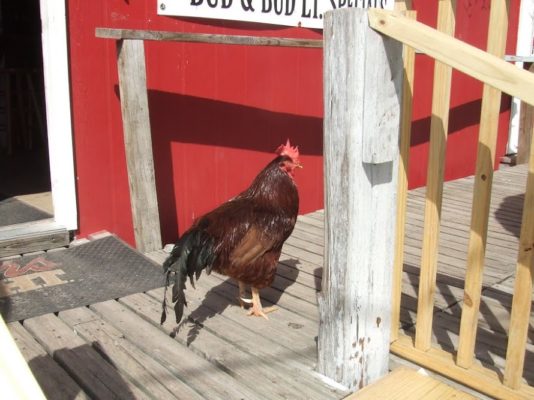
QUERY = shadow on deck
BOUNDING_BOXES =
[5,164,533,399]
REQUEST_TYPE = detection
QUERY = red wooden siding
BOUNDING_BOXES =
[66,1,520,247]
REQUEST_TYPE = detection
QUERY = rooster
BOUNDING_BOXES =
[161,140,301,324]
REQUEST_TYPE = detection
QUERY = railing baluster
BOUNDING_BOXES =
[503,76,534,390]
[391,8,416,343]
[457,0,509,368]
[415,0,456,351]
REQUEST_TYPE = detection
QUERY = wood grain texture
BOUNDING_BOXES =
[346,366,477,399]
[367,8,534,106]
[97,28,322,48]
[391,334,534,400]
[23,314,148,399]
[0,223,69,258]
[58,307,200,400]
[414,0,456,351]
[457,0,509,368]
[8,322,89,400]
[90,300,264,400]
[0,317,46,400]
[503,115,534,388]
[517,63,534,164]
[319,7,402,390]
[117,39,162,253]
[391,9,416,342]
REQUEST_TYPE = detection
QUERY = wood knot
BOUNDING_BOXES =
[481,174,487,181]
[464,293,473,307]
[379,19,386,26]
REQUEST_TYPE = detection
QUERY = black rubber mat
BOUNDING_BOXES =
[0,195,52,227]
[0,235,165,322]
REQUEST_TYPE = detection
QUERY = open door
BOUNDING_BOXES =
[0,0,76,257]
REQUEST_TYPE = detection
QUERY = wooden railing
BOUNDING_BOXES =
[97,6,534,397]
[380,2,534,399]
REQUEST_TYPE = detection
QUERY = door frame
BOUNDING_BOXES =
[39,0,77,230]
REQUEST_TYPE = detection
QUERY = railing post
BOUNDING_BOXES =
[318,8,403,391]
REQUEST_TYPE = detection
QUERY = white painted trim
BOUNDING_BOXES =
[0,316,46,399]
[507,0,534,155]
[39,0,77,230]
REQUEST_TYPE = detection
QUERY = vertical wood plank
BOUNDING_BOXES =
[117,39,162,253]
[319,8,403,391]
[415,0,456,351]
[390,9,417,342]
[517,63,534,165]
[503,113,534,389]
[457,0,509,368]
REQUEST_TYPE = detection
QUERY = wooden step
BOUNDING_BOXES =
[0,221,69,257]
[346,367,477,400]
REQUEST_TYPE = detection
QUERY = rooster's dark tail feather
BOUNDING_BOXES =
[160,229,215,325]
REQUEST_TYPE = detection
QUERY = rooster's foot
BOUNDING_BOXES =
[247,305,278,320]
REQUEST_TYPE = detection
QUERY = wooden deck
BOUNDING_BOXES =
[6,163,533,399]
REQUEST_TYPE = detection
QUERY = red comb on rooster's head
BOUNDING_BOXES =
[275,139,300,163]
[275,139,302,178]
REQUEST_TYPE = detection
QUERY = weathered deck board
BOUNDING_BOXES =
[6,163,533,398]
[8,321,90,400]
[23,314,150,399]
[58,306,198,400]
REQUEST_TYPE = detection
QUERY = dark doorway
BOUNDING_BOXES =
[0,0,52,228]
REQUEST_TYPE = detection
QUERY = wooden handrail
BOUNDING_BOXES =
[367,8,534,106]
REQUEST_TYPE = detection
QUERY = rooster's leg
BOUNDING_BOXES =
[238,280,252,309]
[247,287,277,320]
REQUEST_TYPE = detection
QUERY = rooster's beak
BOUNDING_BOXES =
[296,163,303,169]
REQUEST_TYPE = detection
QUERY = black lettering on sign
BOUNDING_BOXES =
[263,0,296,15]
[191,0,203,5]
[241,0,255,11]
[302,0,319,18]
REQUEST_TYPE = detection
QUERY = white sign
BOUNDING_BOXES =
[157,0,394,29]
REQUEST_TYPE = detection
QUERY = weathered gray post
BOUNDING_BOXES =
[318,8,403,391]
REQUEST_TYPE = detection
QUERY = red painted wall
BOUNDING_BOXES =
[66,1,520,247]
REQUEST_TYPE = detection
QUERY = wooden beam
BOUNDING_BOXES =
[319,8,403,390]
[391,334,534,400]
[390,10,416,342]
[415,0,456,351]
[367,8,534,106]
[503,89,534,389]
[116,40,162,253]
[96,28,322,48]
[457,0,509,369]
